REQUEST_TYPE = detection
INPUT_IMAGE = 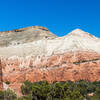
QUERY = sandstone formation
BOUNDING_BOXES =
[0,60,3,90]
[0,26,57,47]
[0,27,100,96]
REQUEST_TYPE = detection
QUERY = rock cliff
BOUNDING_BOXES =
[0,26,100,96]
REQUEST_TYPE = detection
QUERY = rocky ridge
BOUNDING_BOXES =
[0,26,57,47]
[0,27,100,95]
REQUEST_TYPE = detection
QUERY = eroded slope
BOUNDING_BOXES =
[0,27,100,96]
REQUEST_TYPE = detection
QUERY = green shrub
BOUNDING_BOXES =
[5,81,10,85]
[1,80,100,100]
[0,91,4,100]
[4,89,17,100]
[0,89,17,100]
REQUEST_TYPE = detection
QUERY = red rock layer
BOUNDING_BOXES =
[0,60,3,90]
[1,51,100,95]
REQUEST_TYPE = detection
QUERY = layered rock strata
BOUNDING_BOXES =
[0,27,100,95]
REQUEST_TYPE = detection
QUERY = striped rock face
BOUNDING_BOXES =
[0,27,100,96]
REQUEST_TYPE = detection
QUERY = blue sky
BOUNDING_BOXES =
[0,0,100,37]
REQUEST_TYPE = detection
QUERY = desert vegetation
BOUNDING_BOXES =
[1,80,100,100]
